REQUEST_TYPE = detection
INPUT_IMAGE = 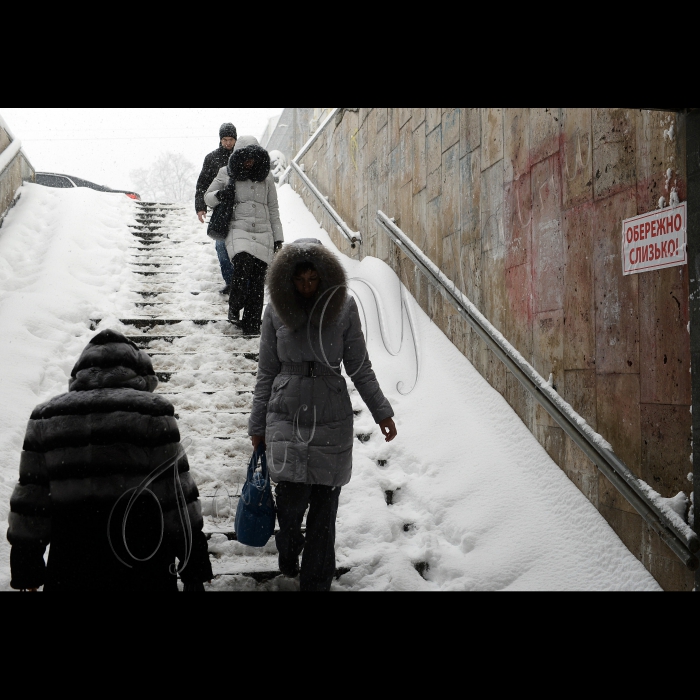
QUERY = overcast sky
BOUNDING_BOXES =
[1,108,283,193]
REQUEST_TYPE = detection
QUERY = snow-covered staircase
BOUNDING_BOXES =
[92,201,285,586]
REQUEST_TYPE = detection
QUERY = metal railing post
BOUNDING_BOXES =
[278,108,342,186]
[289,161,361,247]
[275,108,360,247]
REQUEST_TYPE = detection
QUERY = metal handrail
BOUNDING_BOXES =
[289,161,361,247]
[275,107,360,247]
[278,108,341,186]
[375,209,699,571]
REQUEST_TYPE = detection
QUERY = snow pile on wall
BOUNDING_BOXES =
[0,184,136,589]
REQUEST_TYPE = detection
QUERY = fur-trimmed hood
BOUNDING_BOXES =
[267,238,347,331]
[227,135,270,183]
[69,328,158,392]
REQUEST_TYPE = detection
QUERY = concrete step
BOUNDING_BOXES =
[157,389,254,397]
[149,354,258,372]
[178,416,251,437]
[129,290,224,297]
[118,335,260,353]
[132,301,221,311]
[132,286,224,291]
[129,227,166,234]
[133,289,224,296]
[181,409,252,415]
[204,526,305,540]
[128,253,184,259]
[130,223,165,230]
[130,271,178,276]
[132,300,226,308]
[129,263,180,268]
[157,388,254,397]
[92,317,234,329]
[149,351,258,360]
[131,240,210,246]
[134,202,184,208]
[129,232,169,240]
[211,566,352,583]
[155,369,256,384]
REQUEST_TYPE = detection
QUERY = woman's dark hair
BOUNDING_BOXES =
[293,262,316,277]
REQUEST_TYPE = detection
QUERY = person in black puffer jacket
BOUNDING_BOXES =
[6,329,213,592]
[196,122,238,294]
[195,122,238,217]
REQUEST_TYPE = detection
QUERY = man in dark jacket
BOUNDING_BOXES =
[6,328,213,592]
[196,123,238,294]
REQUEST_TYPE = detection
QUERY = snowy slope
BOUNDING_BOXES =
[0,184,137,589]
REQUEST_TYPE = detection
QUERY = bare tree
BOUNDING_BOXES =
[130,152,197,204]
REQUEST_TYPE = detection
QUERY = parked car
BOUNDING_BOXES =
[35,172,141,200]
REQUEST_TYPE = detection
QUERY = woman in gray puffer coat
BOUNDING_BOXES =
[249,238,397,591]
[205,135,284,334]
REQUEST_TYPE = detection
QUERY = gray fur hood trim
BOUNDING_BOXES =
[266,239,347,331]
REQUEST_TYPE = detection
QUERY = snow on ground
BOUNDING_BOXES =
[0,184,137,589]
[0,181,662,590]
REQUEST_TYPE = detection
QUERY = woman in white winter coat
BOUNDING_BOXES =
[205,135,284,334]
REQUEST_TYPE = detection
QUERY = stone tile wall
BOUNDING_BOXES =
[287,108,692,590]
[264,108,335,165]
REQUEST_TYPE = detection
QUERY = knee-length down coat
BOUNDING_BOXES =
[204,135,284,266]
[248,239,394,487]
[6,329,212,591]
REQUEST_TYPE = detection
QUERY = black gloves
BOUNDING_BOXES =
[274,241,283,253]
[216,184,236,203]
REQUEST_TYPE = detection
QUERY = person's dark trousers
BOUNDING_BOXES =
[228,252,267,333]
[275,482,341,592]
[215,239,235,287]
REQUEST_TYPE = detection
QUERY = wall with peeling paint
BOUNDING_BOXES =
[282,108,691,591]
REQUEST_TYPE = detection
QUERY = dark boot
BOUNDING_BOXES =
[299,485,340,592]
[240,259,267,334]
[241,323,261,336]
[275,482,310,578]
[275,482,340,591]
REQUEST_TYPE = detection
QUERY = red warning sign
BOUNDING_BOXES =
[622,202,687,275]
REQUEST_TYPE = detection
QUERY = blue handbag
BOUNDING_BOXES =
[234,446,276,547]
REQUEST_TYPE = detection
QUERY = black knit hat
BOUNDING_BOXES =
[219,123,238,139]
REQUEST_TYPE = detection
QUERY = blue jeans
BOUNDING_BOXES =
[215,239,235,286]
